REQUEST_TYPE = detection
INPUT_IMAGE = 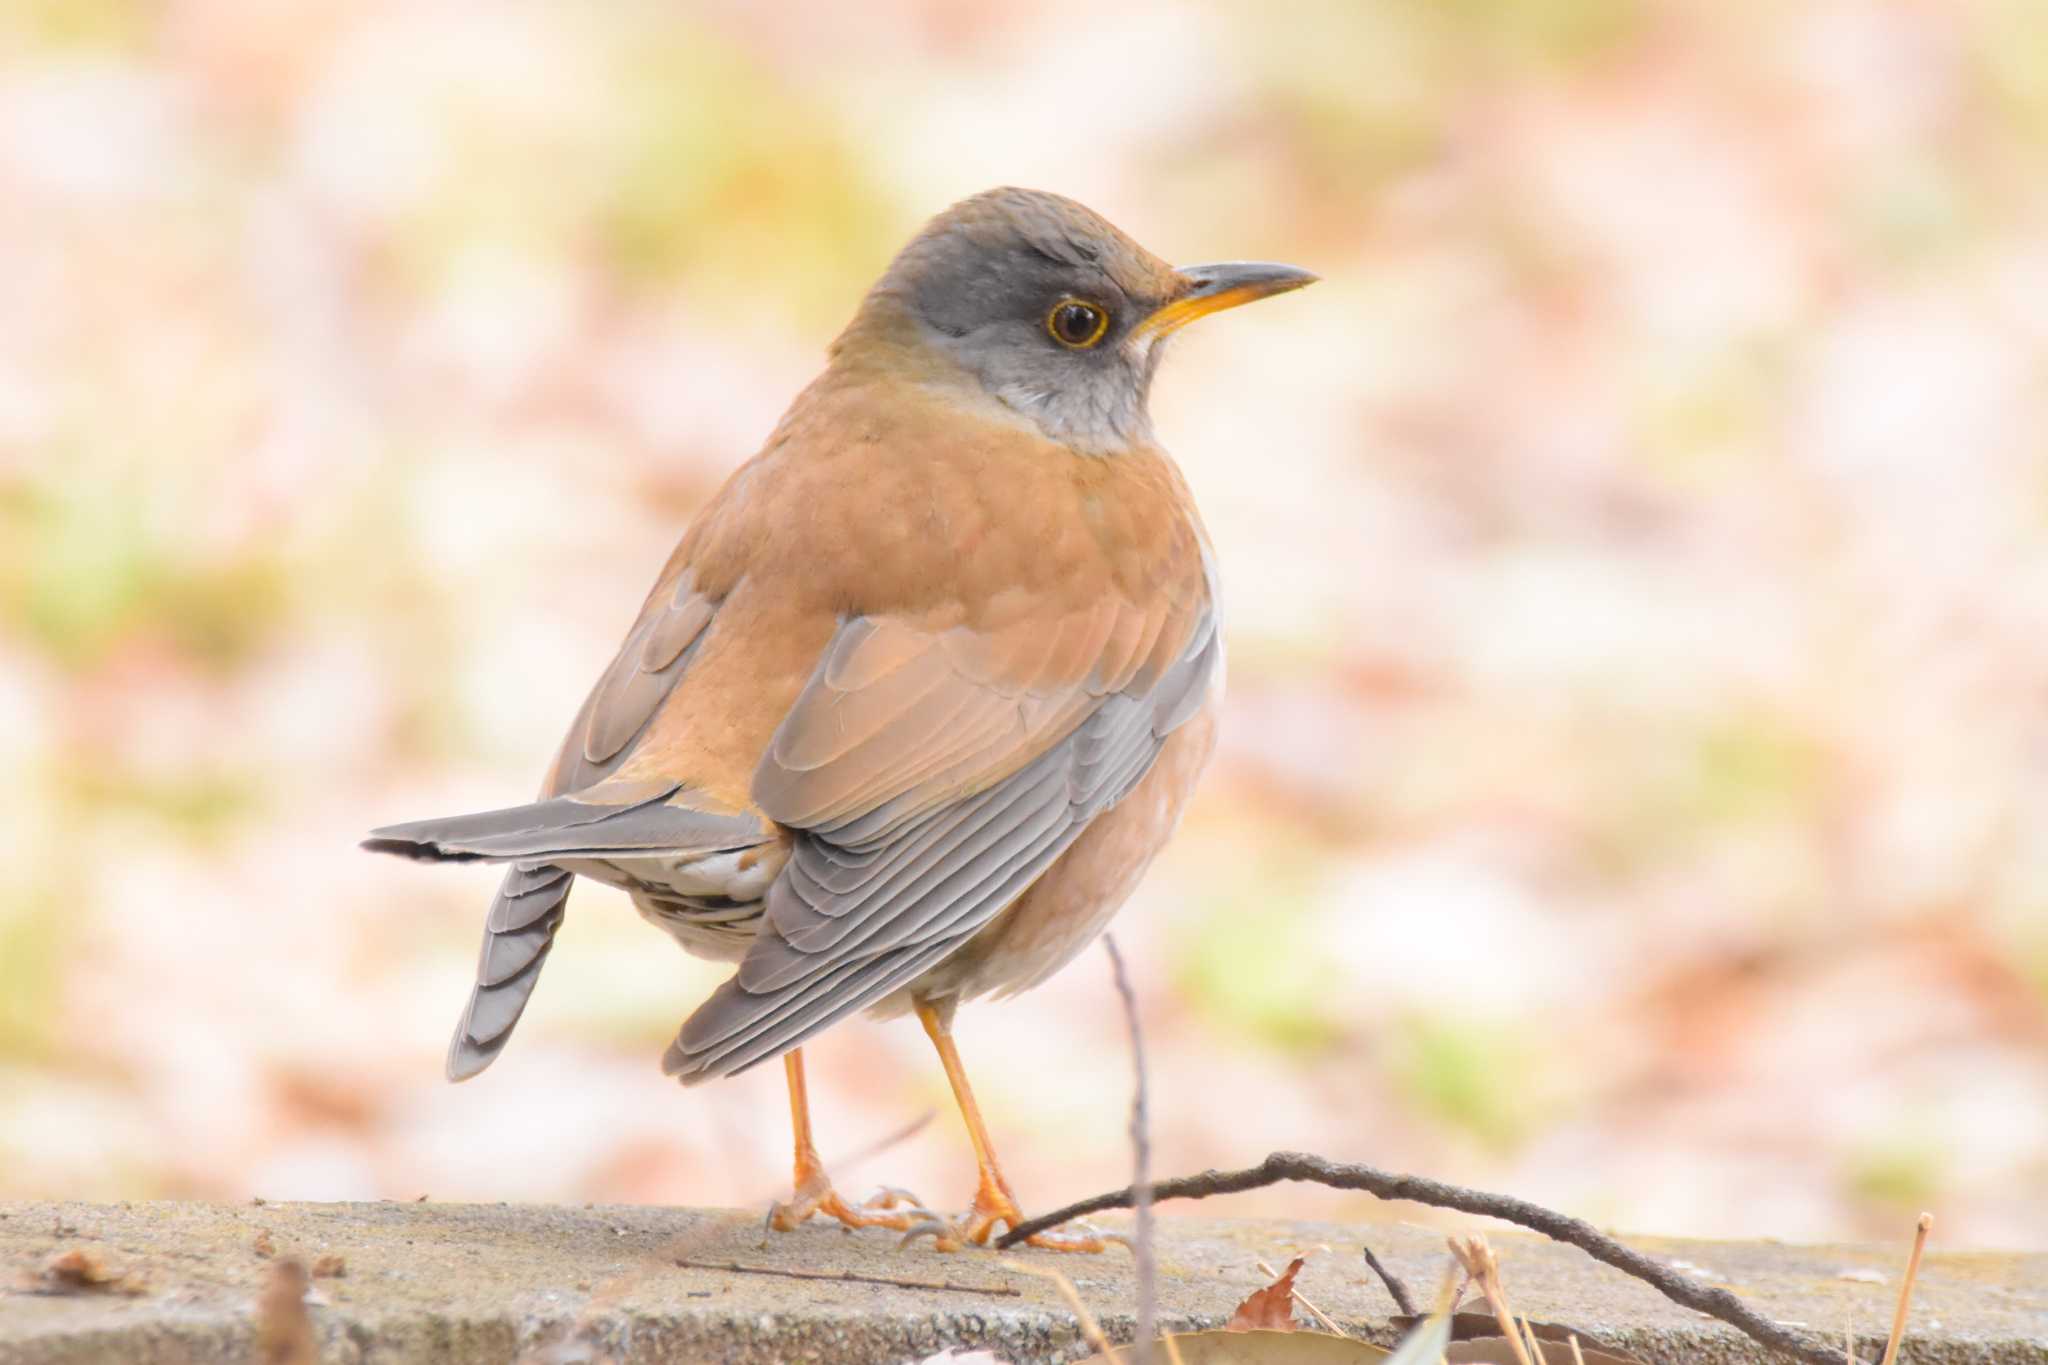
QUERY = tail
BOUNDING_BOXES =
[362,782,763,864]
[446,863,573,1080]
[365,782,768,1080]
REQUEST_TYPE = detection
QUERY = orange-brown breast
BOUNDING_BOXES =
[602,361,1215,820]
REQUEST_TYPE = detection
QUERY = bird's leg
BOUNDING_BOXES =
[902,1001,1127,1254]
[766,1049,926,1233]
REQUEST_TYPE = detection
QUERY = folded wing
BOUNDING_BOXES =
[665,593,1219,1082]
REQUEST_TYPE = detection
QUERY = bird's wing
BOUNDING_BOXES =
[546,567,723,792]
[665,588,1220,1082]
[376,567,759,1080]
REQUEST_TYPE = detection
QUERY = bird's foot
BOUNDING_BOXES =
[899,1179,1128,1254]
[768,1177,931,1234]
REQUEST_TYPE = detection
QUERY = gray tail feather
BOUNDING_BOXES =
[368,783,767,1080]
[447,864,572,1081]
[362,783,766,863]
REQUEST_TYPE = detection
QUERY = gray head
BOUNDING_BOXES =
[845,187,1316,456]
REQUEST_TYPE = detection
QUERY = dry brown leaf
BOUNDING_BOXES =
[1227,1257,1307,1333]
[310,1254,346,1279]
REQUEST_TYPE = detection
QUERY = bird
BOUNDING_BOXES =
[364,186,1315,1251]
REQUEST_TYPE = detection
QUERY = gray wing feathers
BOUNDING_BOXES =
[664,610,1220,1083]
[556,574,716,787]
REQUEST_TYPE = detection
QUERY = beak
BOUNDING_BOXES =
[1132,261,1319,340]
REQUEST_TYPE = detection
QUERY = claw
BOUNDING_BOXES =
[769,1050,929,1237]
[903,1000,1123,1255]
[1014,1220,1133,1255]
[769,1176,930,1235]
[898,1217,965,1252]
[899,1197,1127,1255]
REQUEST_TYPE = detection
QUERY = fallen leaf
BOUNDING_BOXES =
[1393,1310,1629,1356]
[1228,1257,1306,1333]
[252,1228,277,1258]
[310,1254,346,1279]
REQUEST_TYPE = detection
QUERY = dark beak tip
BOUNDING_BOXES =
[1180,260,1321,297]
[1138,260,1320,337]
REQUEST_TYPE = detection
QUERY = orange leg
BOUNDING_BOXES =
[906,1001,1124,1254]
[767,1048,926,1234]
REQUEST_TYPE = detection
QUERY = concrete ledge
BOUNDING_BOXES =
[2,1200,2042,1363]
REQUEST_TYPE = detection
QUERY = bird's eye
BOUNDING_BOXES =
[1046,299,1110,349]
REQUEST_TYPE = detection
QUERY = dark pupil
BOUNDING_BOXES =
[1056,303,1099,343]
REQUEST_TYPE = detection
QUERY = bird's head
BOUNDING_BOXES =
[841,187,1316,456]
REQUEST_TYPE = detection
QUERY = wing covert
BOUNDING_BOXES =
[665,599,1219,1080]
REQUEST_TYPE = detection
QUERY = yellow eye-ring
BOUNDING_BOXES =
[1046,298,1110,349]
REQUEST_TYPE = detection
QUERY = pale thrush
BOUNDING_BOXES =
[366,187,1315,1250]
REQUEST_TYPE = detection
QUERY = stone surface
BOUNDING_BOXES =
[1,1200,2042,1364]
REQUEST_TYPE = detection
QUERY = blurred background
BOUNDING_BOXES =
[4,0,2047,1252]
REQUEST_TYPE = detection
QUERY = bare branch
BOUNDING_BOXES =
[674,1258,1020,1297]
[1362,1243,1419,1317]
[1103,934,1155,1363]
[994,1150,1872,1365]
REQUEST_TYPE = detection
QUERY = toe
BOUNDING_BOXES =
[863,1185,925,1211]
[898,1217,966,1252]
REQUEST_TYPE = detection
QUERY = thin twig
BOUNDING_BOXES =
[1002,1259,1117,1358]
[993,1150,1874,1365]
[1878,1213,1932,1365]
[1258,1257,1348,1339]
[1104,934,1156,1363]
[673,1258,1019,1296]
[1570,1335,1588,1365]
[1363,1243,1419,1317]
[1450,1237,1535,1365]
